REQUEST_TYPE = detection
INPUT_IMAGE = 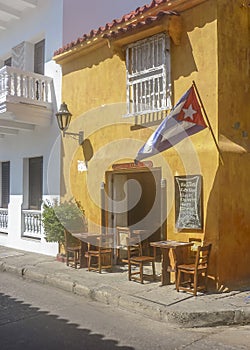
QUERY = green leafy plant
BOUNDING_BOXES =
[42,199,87,247]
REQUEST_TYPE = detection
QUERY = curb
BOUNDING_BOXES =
[1,263,250,328]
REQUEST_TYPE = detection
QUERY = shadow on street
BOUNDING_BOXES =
[0,292,134,350]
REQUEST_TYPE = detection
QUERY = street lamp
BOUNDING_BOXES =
[55,102,84,145]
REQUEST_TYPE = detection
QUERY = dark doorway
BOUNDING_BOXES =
[34,39,45,75]
[107,168,162,243]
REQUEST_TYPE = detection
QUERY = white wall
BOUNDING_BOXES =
[0,0,63,256]
[0,0,63,63]
[0,0,63,108]
[0,122,61,255]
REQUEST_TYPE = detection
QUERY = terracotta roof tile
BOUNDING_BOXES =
[103,11,178,40]
[54,0,175,56]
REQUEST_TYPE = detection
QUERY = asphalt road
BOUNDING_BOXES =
[0,272,249,350]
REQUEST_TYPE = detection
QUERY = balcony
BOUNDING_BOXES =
[0,208,8,233]
[0,66,54,135]
[22,209,42,240]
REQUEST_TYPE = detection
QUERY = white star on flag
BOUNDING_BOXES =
[135,86,207,161]
[183,104,197,120]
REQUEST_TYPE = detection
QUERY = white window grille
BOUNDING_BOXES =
[125,33,171,117]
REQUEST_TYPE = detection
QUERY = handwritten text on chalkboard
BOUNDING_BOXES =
[175,175,203,230]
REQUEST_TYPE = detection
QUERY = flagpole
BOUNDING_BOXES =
[192,80,224,165]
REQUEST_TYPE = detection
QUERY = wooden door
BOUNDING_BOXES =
[34,39,45,75]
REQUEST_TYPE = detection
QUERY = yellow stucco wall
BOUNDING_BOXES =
[216,0,250,288]
[56,0,250,289]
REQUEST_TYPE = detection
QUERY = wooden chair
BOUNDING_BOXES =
[176,244,212,296]
[86,234,114,273]
[116,226,133,263]
[126,236,156,284]
[64,230,82,269]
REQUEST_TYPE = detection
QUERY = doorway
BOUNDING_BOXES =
[106,168,163,243]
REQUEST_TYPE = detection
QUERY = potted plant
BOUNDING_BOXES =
[42,199,87,261]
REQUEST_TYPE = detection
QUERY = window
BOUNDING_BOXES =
[125,33,171,117]
[34,39,45,75]
[4,57,12,67]
[29,157,43,210]
[1,161,10,208]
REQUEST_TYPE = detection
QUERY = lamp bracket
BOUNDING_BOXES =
[63,130,84,145]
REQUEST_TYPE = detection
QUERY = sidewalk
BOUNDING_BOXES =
[0,245,249,328]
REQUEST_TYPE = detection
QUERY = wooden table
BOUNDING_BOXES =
[150,240,193,286]
[71,232,101,267]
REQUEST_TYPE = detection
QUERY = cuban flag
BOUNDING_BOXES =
[136,86,207,161]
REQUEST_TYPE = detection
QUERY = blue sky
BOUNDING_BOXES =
[64,0,151,44]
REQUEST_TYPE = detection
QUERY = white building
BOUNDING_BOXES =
[0,0,150,255]
[0,0,66,255]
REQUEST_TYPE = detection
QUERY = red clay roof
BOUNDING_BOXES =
[103,11,178,40]
[54,0,177,56]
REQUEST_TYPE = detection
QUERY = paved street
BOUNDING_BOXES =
[0,272,250,350]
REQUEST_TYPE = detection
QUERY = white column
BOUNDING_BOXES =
[7,158,23,245]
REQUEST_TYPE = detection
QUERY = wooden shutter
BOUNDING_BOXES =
[34,39,45,75]
[29,157,43,210]
[1,162,10,208]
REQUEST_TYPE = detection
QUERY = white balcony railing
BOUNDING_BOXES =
[22,210,42,239]
[0,66,53,107]
[0,208,8,233]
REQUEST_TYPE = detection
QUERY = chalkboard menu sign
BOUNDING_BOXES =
[175,175,203,230]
